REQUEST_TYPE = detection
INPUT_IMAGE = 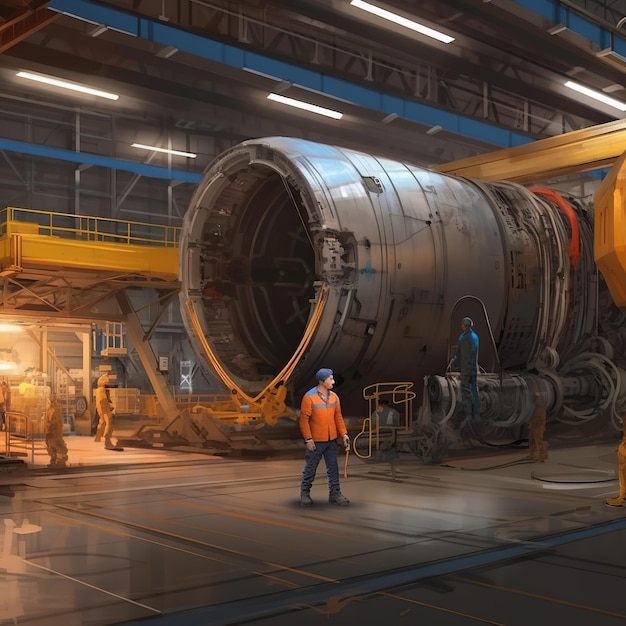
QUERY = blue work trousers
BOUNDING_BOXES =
[461,372,480,421]
[300,439,340,494]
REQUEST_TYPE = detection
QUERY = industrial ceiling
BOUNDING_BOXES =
[1,0,626,219]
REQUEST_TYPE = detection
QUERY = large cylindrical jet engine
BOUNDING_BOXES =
[179,137,625,424]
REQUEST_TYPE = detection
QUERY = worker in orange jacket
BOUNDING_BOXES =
[299,368,350,506]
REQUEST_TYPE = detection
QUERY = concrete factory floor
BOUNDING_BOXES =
[0,432,625,626]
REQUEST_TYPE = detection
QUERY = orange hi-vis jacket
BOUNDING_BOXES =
[299,387,347,442]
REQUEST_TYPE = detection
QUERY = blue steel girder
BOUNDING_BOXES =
[516,0,624,55]
[32,0,626,176]
[47,0,533,150]
[0,138,202,184]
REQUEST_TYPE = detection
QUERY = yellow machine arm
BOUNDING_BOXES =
[434,118,626,183]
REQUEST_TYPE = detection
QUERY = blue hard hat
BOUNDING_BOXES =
[316,368,333,382]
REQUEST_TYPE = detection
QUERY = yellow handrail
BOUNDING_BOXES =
[1,206,180,248]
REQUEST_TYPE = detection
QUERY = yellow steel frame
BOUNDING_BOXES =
[353,382,415,459]
[0,207,179,280]
[434,118,626,183]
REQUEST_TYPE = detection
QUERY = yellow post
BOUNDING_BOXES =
[594,150,626,311]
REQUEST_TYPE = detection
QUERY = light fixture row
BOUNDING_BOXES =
[349,0,455,44]
[15,71,198,157]
[17,71,119,100]
[564,80,626,112]
[14,0,626,153]
[16,68,345,124]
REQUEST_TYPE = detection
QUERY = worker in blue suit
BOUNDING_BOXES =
[453,316,480,423]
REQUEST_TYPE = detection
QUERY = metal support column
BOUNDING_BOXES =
[81,329,91,404]
[115,291,179,420]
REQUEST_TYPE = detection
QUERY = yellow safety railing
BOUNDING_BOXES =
[0,206,180,247]
[353,382,415,459]
[0,206,181,278]
[2,411,46,465]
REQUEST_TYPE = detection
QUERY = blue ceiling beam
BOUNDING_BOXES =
[513,0,625,56]
[40,0,620,183]
[48,0,532,151]
[0,138,202,184]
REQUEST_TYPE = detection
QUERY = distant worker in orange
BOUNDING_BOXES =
[0,380,10,430]
[299,368,350,506]
[606,417,626,507]
[526,392,548,462]
[44,394,68,469]
[94,374,122,451]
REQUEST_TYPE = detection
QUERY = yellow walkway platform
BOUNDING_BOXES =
[0,206,179,280]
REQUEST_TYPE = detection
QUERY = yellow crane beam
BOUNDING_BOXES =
[434,118,626,183]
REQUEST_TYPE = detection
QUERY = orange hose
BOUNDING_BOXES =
[530,187,580,267]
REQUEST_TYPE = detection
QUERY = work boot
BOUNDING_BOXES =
[300,491,313,506]
[104,437,123,451]
[329,491,350,506]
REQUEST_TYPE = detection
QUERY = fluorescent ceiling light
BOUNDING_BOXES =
[350,0,454,44]
[16,71,119,100]
[267,93,343,119]
[564,80,626,112]
[131,143,197,158]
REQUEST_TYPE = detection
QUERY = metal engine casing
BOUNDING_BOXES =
[179,137,623,421]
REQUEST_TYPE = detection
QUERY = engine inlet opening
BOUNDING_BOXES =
[193,165,316,383]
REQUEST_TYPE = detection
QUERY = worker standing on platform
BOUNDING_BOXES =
[44,394,68,469]
[453,317,480,423]
[94,374,122,451]
[299,368,350,506]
